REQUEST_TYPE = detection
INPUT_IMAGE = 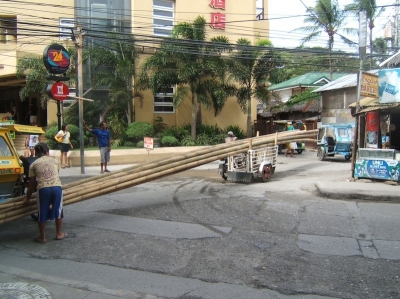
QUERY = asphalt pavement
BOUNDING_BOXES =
[1,154,400,299]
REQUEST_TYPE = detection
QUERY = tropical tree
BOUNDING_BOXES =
[87,33,139,124]
[227,38,285,137]
[138,16,233,139]
[293,0,358,78]
[345,0,385,68]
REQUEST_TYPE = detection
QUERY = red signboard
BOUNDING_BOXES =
[47,82,70,101]
[209,0,225,9]
[210,12,226,30]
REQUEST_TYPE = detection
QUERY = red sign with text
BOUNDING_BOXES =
[48,82,70,101]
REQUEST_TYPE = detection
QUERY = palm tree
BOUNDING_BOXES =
[228,38,285,137]
[294,0,357,79]
[345,0,384,68]
[138,16,232,139]
[87,33,139,123]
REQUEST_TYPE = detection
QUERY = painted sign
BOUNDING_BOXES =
[144,137,154,149]
[209,0,226,30]
[378,68,400,103]
[47,82,70,101]
[355,158,400,181]
[43,44,70,74]
[361,72,378,97]
[366,111,379,148]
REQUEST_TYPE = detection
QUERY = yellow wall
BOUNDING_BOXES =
[133,0,268,132]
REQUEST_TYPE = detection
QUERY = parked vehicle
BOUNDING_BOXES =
[0,124,44,202]
[219,146,278,183]
[317,123,355,161]
[274,120,306,154]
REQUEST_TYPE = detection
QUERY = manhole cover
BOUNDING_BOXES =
[0,283,52,299]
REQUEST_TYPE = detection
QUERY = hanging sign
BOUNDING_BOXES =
[47,82,70,101]
[361,73,378,97]
[43,44,70,74]
[378,68,400,103]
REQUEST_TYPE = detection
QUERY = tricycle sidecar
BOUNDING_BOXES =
[317,123,355,161]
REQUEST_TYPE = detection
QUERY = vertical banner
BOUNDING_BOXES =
[366,111,379,148]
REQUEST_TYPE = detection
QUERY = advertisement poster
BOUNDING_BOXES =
[366,111,379,148]
[378,68,400,103]
[355,159,400,181]
[361,72,378,97]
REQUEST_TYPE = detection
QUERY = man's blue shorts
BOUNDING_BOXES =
[37,186,63,222]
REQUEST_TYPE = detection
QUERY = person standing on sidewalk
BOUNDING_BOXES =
[55,124,73,168]
[23,142,67,243]
[83,121,111,174]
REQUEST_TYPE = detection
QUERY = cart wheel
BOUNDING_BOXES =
[296,149,303,154]
[317,147,325,161]
[345,155,351,161]
[261,164,272,182]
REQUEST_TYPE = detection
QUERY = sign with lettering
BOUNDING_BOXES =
[378,68,400,103]
[144,137,154,149]
[47,82,70,101]
[209,0,226,30]
[43,44,70,74]
[361,72,378,97]
[355,158,400,181]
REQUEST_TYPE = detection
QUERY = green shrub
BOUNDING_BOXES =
[136,141,144,148]
[181,136,196,146]
[161,126,190,142]
[125,122,154,142]
[195,133,211,146]
[124,141,136,147]
[161,136,179,146]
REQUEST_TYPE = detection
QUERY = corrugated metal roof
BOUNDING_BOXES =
[379,50,400,68]
[269,72,349,91]
[271,98,321,113]
[313,70,379,93]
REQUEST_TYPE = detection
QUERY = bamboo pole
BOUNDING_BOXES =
[0,130,318,223]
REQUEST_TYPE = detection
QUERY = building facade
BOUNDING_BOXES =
[0,0,269,133]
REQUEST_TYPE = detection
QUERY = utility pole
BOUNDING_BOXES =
[75,25,85,174]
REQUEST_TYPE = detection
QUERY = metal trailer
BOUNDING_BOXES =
[226,145,278,183]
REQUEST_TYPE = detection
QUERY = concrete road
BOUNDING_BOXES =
[1,150,399,299]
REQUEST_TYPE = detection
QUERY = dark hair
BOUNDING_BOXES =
[292,121,296,124]
[62,123,68,131]
[34,142,50,157]
[99,122,106,127]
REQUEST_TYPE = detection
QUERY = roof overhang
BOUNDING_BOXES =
[0,124,45,134]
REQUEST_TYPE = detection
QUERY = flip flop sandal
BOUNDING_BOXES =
[55,233,69,240]
[33,237,46,244]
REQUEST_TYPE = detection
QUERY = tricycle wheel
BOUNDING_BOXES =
[345,155,351,161]
[260,164,272,182]
[317,147,325,161]
[296,149,303,154]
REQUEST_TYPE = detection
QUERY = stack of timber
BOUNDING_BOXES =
[0,129,317,224]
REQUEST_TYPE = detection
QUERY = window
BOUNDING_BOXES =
[256,0,264,20]
[0,17,17,43]
[154,87,175,113]
[153,0,174,36]
[59,18,74,40]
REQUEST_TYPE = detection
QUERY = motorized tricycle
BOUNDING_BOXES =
[0,124,44,203]
[316,123,355,161]
[219,145,278,183]
[274,120,306,154]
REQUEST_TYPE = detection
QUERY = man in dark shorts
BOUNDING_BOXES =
[23,142,67,243]
[83,121,111,174]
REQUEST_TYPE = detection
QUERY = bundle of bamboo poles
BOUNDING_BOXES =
[0,129,317,224]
